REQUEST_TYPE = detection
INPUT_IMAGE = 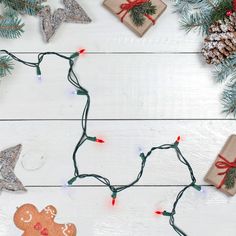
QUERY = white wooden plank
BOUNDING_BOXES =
[0,120,234,186]
[0,0,202,52]
[0,187,235,236]
[0,54,220,119]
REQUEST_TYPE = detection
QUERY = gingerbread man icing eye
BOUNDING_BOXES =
[14,203,77,236]
[14,204,38,230]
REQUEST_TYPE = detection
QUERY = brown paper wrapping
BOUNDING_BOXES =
[103,0,167,37]
[205,135,236,196]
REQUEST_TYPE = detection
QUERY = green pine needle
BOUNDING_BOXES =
[0,56,14,78]
[0,0,44,40]
[210,0,233,25]
[221,81,236,116]
[0,15,24,38]
[2,8,18,18]
[0,0,43,16]
[225,168,236,189]
[180,11,211,34]
[174,0,234,35]
[130,2,156,27]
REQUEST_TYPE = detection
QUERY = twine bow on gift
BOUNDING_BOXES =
[117,0,156,24]
[215,154,236,189]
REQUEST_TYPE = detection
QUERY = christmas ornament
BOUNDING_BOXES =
[0,49,201,236]
[38,6,66,42]
[0,0,44,39]
[39,0,91,42]
[103,0,166,37]
[205,135,236,195]
[14,203,77,236]
[63,0,92,23]
[174,0,236,116]
[0,144,26,192]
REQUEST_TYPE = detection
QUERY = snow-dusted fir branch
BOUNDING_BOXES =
[0,0,45,39]
[0,9,24,39]
[179,11,211,34]
[222,81,236,116]
[173,0,231,34]
[0,56,14,78]
[0,0,44,15]
[214,54,236,83]
[214,53,236,116]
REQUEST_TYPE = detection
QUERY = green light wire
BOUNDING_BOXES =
[0,49,201,236]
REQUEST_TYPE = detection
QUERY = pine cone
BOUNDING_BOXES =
[202,13,236,64]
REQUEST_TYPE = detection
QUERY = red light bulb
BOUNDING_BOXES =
[96,138,105,143]
[155,211,163,215]
[112,197,116,206]
[111,192,117,206]
[79,49,86,54]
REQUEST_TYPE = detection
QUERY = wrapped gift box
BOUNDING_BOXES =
[103,0,167,37]
[205,135,236,196]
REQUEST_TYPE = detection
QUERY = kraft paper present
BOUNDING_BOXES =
[103,0,167,37]
[205,135,236,196]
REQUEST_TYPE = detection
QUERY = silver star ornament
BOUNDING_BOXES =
[0,144,26,192]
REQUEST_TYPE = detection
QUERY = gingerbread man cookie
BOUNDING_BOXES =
[14,203,77,236]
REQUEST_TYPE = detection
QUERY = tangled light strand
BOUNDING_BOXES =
[0,49,201,236]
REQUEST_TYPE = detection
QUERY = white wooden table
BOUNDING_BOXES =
[0,0,235,235]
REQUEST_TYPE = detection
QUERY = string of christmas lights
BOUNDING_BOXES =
[0,49,201,236]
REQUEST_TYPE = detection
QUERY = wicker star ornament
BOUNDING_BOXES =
[0,144,26,192]
[39,0,92,42]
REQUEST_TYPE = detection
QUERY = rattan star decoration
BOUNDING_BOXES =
[0,144,26,192]
[38,0,92,42]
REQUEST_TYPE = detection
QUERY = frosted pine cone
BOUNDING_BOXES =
[202,13,236,64]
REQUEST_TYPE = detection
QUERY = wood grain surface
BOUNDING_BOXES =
[0,0,234,235]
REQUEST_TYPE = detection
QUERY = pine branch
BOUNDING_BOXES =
[213,54,236,116]
[174,0,228,34]
[0,0,45,40]
[210,0,233,25]
[225,168,236,189]
[0,56,14,78]
[179,11,211,34]
[214,54,236,83]
[2,8,18,18]
[0,15,24,38]
[130,2,156,27]
[0,0,44,16]
[221,81,236,116]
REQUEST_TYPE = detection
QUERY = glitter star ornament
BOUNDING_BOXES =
[0,144,26,192]
[39,0,92,42]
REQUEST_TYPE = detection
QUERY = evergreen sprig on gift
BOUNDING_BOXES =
[130,1,156,26]
[0,56,14,78]
[225,168,236,189]
[0,0,45,39]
